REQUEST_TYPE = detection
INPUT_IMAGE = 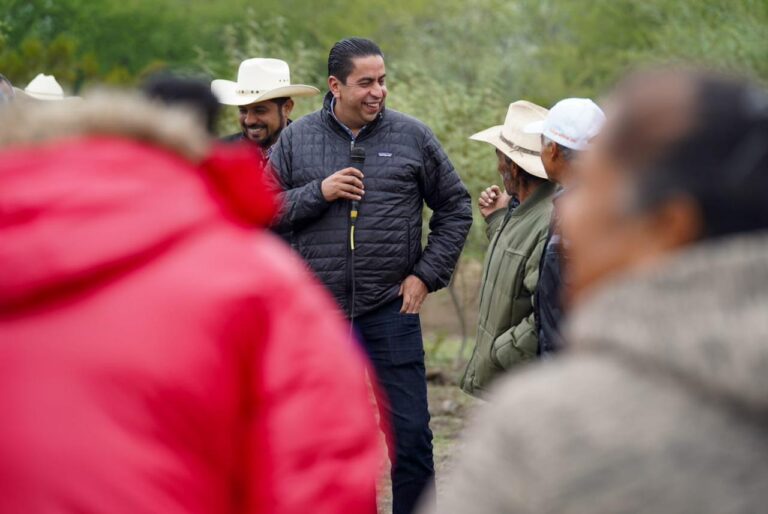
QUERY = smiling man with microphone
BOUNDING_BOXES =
[270,37,472,514]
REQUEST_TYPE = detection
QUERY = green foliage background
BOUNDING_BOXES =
[2,0,766,255]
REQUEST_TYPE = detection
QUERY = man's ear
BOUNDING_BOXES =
[648,195,703,250]
[328,76,342,99]
[549,142,561,163]
[510,160,521,179]
[282,98,295,118]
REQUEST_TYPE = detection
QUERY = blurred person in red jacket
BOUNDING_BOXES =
[0,90,382,514]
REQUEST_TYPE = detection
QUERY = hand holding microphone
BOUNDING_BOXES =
[321,167,364,202]
[320,147,366,202]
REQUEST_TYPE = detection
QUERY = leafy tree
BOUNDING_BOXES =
[1,0,766,255]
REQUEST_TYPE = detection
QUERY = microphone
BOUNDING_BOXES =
[350,146,366,214]
[349,146,365,251]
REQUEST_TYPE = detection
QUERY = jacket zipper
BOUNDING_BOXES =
[323,97,379,317]
[346,140,355,317]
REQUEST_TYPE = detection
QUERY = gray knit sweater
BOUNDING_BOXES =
[425,232,768,514]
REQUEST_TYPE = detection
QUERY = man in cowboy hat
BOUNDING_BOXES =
[212,58,319,159]
[23,73,78,101]
[523,98,605,356]
[459,100,556,398]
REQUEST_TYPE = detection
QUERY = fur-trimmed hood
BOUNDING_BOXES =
[0,91,277,312]
[0,90,211,161]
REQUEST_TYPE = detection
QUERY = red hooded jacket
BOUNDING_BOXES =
[0,99,381,514]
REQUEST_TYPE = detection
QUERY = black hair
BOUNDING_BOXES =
[622,71,768,239]
[142,73,221,135]
[328,38,383,84]
[271,97,290,108]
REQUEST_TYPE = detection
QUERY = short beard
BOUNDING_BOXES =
[242,108,287,149]
[257,109,287,150]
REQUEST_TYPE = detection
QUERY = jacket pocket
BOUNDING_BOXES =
[387,312,424,365]
[469,324,503,392]
[484,249,527,335]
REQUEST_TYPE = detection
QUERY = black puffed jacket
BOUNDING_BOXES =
[270,92,472,317]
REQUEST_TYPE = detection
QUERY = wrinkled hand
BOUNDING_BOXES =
[321,167,365,202]
[478,185,510,219]
[399,275,428,314]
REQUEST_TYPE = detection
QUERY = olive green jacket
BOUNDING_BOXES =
[461,182,555,397]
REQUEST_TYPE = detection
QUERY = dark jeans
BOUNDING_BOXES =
[354,297,435,514]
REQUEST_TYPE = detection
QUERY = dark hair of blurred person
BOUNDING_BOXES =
[0,91,382,513]
[142,73,221,135]
[420,68,768,514]
[563,68,768,304]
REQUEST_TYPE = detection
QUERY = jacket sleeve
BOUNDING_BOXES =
[412,129,473,292]
[269,129,332,232]
[490,233,548,369]
[246,245,381,514]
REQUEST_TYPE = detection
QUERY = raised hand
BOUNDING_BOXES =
[478,185,510,218]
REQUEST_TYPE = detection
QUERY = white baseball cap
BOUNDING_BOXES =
[524,97,606,151]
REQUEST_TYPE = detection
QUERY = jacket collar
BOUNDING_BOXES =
[321,91,385,141]
[510,181,556,219]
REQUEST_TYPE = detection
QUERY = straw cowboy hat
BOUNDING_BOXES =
[470,100,549,179]
[24,73,79,101]
[211,58,319,106]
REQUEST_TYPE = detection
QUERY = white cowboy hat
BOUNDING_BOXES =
[469,100,549,179]
[211,58,319,106]
[24,73,79,101]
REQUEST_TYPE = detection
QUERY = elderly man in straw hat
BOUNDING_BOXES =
[460,100,556,398]
[212,58,319,159]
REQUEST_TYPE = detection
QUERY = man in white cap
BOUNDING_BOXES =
[211,58,319,159]
[459,100,556,397]
[523,98,605,356]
